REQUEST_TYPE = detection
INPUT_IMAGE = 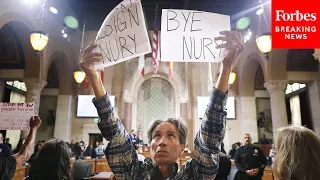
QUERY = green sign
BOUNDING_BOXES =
[93,118,99,124]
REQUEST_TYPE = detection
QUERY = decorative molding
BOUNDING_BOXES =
[287,49,318,71]
[24,78,47,92]
[0,25,25,69]
[313,49,320,61]
[264,80,287,93]
[24,78,47,114]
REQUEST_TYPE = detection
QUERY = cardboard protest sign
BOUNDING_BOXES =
[93,0,151,69]
[161,9,230,62]
[0,102,35,130]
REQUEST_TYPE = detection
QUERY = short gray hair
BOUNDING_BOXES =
[147,118,188,144]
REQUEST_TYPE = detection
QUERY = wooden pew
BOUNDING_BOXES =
[12,154,273,180]
[95,158,112,172]
[81,158,96,173]
[262,167,273,180]
[257,144,272,157]
[12,165,27,180]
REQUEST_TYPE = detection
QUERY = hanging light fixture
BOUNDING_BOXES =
[30,31,49,51]
[229,72,237,85]
[73,71,86,83]
[30,0,49,53]
[255,0,271,59]
[256,32,271,54]
[74,7,87,84]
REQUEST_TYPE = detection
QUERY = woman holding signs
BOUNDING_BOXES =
[80,30,243,179]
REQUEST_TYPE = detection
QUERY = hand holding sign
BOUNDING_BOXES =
[215,30,244,68]
[0,103,36,130]
[93,0,151,69]
[30,116,42,130]
[161,9,231,62]
[80,42,102,78]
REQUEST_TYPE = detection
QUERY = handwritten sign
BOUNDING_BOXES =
[160,9,230,62]
[0,102,35,130]
[93,0,151,69]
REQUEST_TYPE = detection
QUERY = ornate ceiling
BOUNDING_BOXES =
[66,0,248,31]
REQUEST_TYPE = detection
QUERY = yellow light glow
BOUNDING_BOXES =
[256,33,271,54]
[73,71,86,83]
[229,72,236,85]
[30,31,49,51]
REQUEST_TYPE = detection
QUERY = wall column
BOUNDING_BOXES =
[22,78,47,138]
[307,80,320,136]
[264,80,288,138]
[239,96,258,142]
[53,95,73,142]
[124,102,132,132]
[180,103,188,122]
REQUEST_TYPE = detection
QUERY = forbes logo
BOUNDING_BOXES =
[275,10,316,21]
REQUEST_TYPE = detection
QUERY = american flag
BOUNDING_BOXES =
[138,55,145,77]
[152,4,159,74]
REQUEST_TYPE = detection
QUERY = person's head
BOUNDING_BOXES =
[231,144,237,150]
[243,133,252,145]
[273,126,320,180]
[147,118,188,165]
[79,141,84,146]
[71,139,75,144]
[131,130,136,135]
[262,134,266,138]
[35,140,45,153]
[235,142,241,147]
[95,141,99,146]
[5,138,9,143]
[215,153,231,180]
[16,138,25,151]
[28,139,72,180]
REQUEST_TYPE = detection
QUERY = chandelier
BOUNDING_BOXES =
[73,8,87,84]
[30,0,49,53]
[255,0,271,59]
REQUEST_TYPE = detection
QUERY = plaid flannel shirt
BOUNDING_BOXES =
[93,88,227,180]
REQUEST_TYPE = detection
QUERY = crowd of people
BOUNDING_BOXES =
[1,31,320,180]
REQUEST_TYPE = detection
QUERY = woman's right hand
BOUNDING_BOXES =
[80,42,102,79]
[80,42,106,98]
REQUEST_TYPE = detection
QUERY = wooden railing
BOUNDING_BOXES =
[13,152,273,180]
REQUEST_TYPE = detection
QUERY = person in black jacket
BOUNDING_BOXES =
[234,133,266,180]
[215,153,231,180]
[0,116,42,180]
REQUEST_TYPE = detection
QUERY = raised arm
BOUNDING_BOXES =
[80,43,139,178]
[191,31,244,178]
[13,116,41,165]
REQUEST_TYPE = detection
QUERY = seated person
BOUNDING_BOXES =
[0,116,41,180]
[4,138,12,150]
[25,139,72,180]
[80,30,244,179]
[0,134,13,158]
[273,125,320,180]
[28,140,45,164]
[215,153,232,180]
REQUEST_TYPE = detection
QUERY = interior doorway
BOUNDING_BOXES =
[88,133,103,147]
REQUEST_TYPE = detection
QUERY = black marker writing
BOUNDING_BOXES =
[191,12,202,32]
[181,11,191,32]
[167,10,180,31]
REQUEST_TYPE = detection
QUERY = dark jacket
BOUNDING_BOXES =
[234,145,267,180]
